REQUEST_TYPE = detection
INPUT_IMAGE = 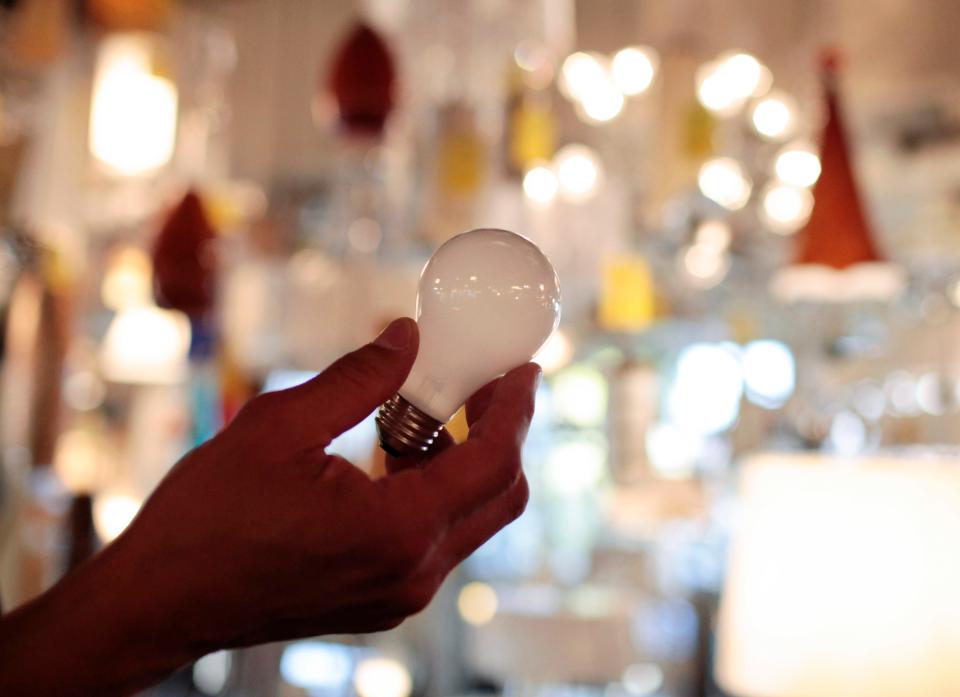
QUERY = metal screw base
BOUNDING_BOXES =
[376,394,444,457]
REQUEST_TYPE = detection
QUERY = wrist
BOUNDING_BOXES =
[0,533,200,697]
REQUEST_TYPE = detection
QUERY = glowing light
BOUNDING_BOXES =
[100,306,191,384]
[522,164,559,205]
[193,651,232,695]
[578,79,624,123]
[762,184,813,233]
[93,493,141,542]
[751,91,797,140]
[667,343,743,434]
[827,410,867,455]
[280,641,353,689]
[695,220,732,253]
[101,246,152,310]
[611,46,657,96]
[681,244,730,289]
[559,52,608,102]
[742,340,795,407]
[354,657,413,697]
[646,422,702,479]
[63,370,106,412]
[915,372,947,416]
[774,144,821,188]
[543,437,607,495]
[698,158,752,210]
[696,52,771,116]
[554,144,603,203]
[552,365,608,427]
[533,328,574,374]
[89,34,177,176]
[54,428,103,493]
[458,582,498,626]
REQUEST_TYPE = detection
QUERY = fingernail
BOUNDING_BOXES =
[531,364,543,390]
[374,318,413,350]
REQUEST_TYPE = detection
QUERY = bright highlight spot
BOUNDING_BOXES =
[101,246,153,310]
[698,158,752,210]
[544,437,607,495]
[762,184,813,233]
[523,164,559,204]
[100,306,191,384]
[751,91,797,140]
[552,365,608,427]
[775,144,821,188]
[560,52,609,101]
[93,493,142,542]
[193,651,232,695]
[681,245,730,289]
[354,657,413,697]
[667,343,743,434]
[554,144,602,202]
[90,34,177,176]
[695,220,732,253]
[646,422,702,479]
[280,641,353,689]
[458,582,498,626]
[742,340,795,407]
[696,52,771,116]
[611,46,658,96]
[622,662,665,696]
[533,329,574,374]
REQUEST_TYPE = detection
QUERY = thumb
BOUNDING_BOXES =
[297,318,418,444]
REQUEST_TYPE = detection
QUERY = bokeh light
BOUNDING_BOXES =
[742,340,796,407]
[522,163,559,204]
[354,657,413,697]
[698,157,752,210]
[458,582,498,626]
[761,183,813,233]
[774,143,821,188]
[750,91,797,140]
[554,144,603,203]
[611,46,658,96]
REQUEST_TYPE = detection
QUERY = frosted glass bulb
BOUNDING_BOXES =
[377,228,561,456]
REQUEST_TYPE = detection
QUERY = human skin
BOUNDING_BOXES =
[0,317,538,696]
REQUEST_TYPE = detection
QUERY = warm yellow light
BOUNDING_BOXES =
[698,157,752,210]
[681,244,730,288]
[353,657,412,697]
[93,492,142,542]
[554,144,602,203]
[101,246,153,310]
[89,34,177,176]
[522,163,558,205]
[100,305,191,384]
[695,220,732,253]
[578,79,624,123]
[717,453,960,697]
[696,52,771,116]
[54,427,103,493]
[751,91,797,140]
[774,144,821,188]
[533,328,574,375]
[762,184,813,233]
[458,582,498,626]
[559,52,608,102]
[611,46,657,96]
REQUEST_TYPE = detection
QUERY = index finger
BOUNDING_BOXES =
[418,363,540,521]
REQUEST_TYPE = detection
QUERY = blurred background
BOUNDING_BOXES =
[3,0,960,695]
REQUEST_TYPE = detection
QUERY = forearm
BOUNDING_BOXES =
[0,536,197,697]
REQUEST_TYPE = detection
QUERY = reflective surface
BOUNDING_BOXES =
[401,229,561,420]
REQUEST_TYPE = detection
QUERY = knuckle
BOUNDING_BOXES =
[508,476,530,522]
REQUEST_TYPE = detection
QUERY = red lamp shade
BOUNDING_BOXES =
[327,22,396,136]
[792,58,882,269]
[152,190,217,317]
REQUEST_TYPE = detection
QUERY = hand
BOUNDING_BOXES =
[116,317,537,649]
[0,318,539,697]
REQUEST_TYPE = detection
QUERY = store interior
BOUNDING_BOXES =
[2,0,960,695]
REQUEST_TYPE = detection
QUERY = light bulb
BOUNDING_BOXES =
[377,229,561,456]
